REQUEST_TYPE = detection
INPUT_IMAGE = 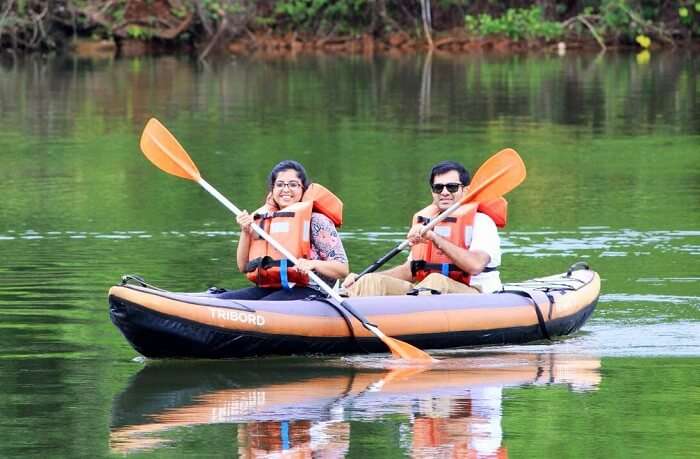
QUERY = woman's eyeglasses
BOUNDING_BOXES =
[274,181,303,190]
[431,183,462,193]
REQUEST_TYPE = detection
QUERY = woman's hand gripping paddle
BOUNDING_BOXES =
[356,148,526,277]
[139,118,434,363]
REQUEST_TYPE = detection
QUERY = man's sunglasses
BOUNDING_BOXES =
[431,182,462,193]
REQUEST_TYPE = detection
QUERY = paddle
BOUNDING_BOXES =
[139,118,434,363]
[355,148,526,278]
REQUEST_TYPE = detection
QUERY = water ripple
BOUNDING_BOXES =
[601,293,700,305]
[1,228,696,255]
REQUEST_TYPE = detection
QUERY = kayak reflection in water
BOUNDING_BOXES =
[109,353,601,456]
[219,160,348,301]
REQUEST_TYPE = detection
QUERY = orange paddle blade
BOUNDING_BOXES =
[462,148,526,204]
[364,323,434,362]
[380,333,435,363]
[140,118,201,181]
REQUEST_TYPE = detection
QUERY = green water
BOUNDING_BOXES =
[0,51,698,457]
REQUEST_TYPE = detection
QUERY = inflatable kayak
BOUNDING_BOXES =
[108,263,599,359]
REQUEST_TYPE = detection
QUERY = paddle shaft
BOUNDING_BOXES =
[198,178,380,330]
[356,166,510,278]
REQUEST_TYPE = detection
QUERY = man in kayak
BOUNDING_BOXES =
[342,160,502,296]
[221,160,349,300]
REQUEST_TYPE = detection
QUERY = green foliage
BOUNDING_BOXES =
[273,0,369,32]
[254,16,277,27]
[677,1,700,35]
[465,6,563,41]
[275,0,329,26]
[201,0,225,17]
[110,4,126,23]
[126,25,148,39]
[172,6,189,19]
[600,0,631,32]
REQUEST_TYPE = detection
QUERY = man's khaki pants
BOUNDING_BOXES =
[346,273,479,297]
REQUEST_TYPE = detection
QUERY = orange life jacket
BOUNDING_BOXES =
[244,183,343,289]
[478,197,508,229]
[409,198,507,284]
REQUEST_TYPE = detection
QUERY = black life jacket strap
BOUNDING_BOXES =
[254,211,295,221]
[410,260,498,276]
[416,215,457,224]
[245,256,296,273]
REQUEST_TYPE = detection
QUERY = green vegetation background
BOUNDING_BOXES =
[2,1,699,52]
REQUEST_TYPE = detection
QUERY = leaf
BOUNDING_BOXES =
[635,34,651,49]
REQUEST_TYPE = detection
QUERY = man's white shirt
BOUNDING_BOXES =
[468,212,502,293]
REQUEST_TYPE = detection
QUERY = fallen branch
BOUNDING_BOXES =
[199,16,227,61]
[563,14,606,50]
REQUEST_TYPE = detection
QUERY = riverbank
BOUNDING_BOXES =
[65,33,696,61]
[2,1,698,58]
[222,30,666,57]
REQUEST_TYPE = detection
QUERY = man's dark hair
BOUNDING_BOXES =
[429,161,470,186]
[267,160,310,191]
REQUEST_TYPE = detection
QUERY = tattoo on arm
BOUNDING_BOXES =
[310,214,348,263]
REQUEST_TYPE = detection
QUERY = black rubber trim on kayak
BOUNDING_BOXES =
[502,288,552,340]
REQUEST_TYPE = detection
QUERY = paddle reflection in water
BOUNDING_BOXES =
[109,354,601,456]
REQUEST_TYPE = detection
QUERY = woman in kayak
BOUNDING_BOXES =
[220,160,348,301]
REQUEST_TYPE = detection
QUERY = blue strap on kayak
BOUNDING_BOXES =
[441,263,449,276]
[281,420,290,449]
[280,259,291,290]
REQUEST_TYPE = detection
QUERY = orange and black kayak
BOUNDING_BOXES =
[108,263,599,359]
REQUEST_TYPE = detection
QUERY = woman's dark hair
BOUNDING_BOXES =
[428,160,470,186]
[267,160,310,191]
